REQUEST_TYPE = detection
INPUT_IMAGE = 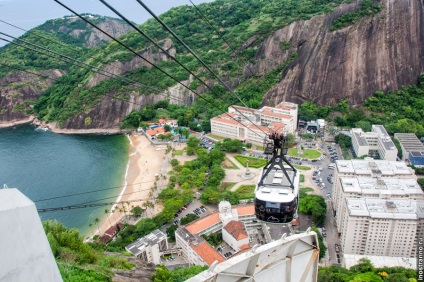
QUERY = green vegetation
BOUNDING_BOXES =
[234,155,267,168]
[215,138,244,152]
[299,187,314,198]
[418,178,424,191]
[180,213,200,225]
[201,232,223,247]
[300,174,305,182]
[174,150,183,156]
[298,194,326,227]
[287,148,321,159]
[43,220,135,282]
[293,165,311,170]
[152,265,208,282]
[311,227,327,260]
[207,134,225,141]
[222,158,239,169]
[331,0,383,31]
[318,258,417,282]
[235,185,256,199]
[219,182,237,190]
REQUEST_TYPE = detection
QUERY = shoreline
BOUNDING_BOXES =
[89,133,168,239]
[0,118,132,135]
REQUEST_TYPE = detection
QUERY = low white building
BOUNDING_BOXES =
[351,125,398,160]
[340,198,424,258]
[222,220,249,252]
[342,254,417,270]
[125,230,168,265]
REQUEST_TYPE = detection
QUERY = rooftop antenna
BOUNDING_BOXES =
[3,184,9,189]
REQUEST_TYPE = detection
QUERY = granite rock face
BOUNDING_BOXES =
[258,0,424,106]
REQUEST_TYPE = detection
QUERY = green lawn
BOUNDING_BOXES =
[234,155,267,168]
[235,185,256,199]
[300,174,305,182]
[288,148,321,159]
[222,158,239,169]
[174,150,183,156]
[219,182,237,191]
[207,134,226,141]
[294,165,311,170]
[300,187,314,198]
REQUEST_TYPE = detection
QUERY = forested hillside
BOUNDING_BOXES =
[0,0,422,131]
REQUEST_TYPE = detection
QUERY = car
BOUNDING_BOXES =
[322,232,326,237]
[322,227,326,232]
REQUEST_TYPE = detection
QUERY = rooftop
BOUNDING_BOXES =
[224,220,248,241]
[190,241,225,265]
[336,160,413,176]
[339,177,423,197]
[146,127,165,136]
[394,133,424,151]
[256,165,299,202]
[185,212,221,234]
[125,230,166,256]
[346,198,424,219]
[372,125,397,151]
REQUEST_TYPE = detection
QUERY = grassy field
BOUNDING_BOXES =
[235,185,255,199]
[174,150,183,156]
[300,174,305,182]
[207,134,226,141]
[222,158,239,169]
[219,182,237,191]
[288,148,321,159]
[300,187,314,198]
[294,165,311,170]
[234,155,267,168]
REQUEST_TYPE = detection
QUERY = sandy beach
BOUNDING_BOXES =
[91,134,168,238]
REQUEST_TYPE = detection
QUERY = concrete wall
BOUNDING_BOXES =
[0,188,62,282]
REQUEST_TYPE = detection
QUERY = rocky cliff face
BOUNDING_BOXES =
[257,0,424,106]
[0,70,64,126]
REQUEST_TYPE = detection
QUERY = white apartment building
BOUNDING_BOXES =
[332,160,422,233]
[222,220,249,252]
[175,202,259,266]
[125,230,168,265]
[394,133,424,162]
[351,125,398,161]
[211,102,298,146]
[340,198,424,258]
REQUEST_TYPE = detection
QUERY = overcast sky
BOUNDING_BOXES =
[0,0,214,47]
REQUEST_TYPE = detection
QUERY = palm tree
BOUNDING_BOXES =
[88,223,93,233]
[94,217,100,235]
[104,209,112,228]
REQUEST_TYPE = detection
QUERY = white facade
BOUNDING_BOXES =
[351,125,398,161]
[0,188,62,282]
[222,221,249,252]
[340,198,424,258]
[332,160,422,233]
[125,230,168,265]
[211,102,298,146]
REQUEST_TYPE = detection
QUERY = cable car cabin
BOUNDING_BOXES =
[254,164,300,224]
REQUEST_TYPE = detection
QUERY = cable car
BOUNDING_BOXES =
[254,132,299,224]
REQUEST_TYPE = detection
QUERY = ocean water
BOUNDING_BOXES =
[0,124,129,236]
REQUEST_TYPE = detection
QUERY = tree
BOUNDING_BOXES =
[311,227,327,259]
[285,133,296,147]
[131,206,144,217]
[354,120,372,132]
[166,224,178,240]
[180,213,199,225]
[335,133,352,149]
[164,124,171,132]
[94,217,101,235]
[170,158,179,166]
[299,195,327,226]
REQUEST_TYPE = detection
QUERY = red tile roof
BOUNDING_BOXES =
[146,127,165,136]
[185,212,221,234]
[211,116,241,126]
[224,220,248,240]
[240,244,251,251]
[236,205,255,216]
[190,241,225,265]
